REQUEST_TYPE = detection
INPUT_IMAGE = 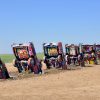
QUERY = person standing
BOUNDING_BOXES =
[28,56,35,73]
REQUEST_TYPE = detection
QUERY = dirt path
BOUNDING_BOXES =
[0,64,100,100]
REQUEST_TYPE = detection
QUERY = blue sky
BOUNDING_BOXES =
[0,0,100,54]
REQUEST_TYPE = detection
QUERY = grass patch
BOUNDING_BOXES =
[0,54,15,63]
[0,53,44,63]
[37,53,44,59]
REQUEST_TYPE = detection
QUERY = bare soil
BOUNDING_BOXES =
[0,63,100,100]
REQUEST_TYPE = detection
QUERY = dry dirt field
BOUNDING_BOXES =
[0,63,100,100]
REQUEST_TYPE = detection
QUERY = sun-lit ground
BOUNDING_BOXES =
[0,63,100,100]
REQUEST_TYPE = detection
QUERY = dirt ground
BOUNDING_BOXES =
[0,63,100,100]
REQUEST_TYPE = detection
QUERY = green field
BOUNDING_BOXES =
[0,53,44,63]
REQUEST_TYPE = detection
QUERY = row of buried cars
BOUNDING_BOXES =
[0,42,100,79]
[43,43,100,66]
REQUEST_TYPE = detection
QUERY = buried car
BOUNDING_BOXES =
[65,44,85,67]
[65,44,80,65]
[12,42,42,74]
[81,44,97,64]
[94,44,100,64]
[95,44,100,58]
[0,58,10,79]
[43,42,65,68]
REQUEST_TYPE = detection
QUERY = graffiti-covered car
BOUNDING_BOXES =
[12,42,42,74]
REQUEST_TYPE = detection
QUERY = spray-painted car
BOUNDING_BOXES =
[0,58,10,79]
[43,42,64,68]
[12,42,42,74]
[95,45,100,58]
[94,44,100,64]
[81,44,97,64]
[65,44,80,65]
